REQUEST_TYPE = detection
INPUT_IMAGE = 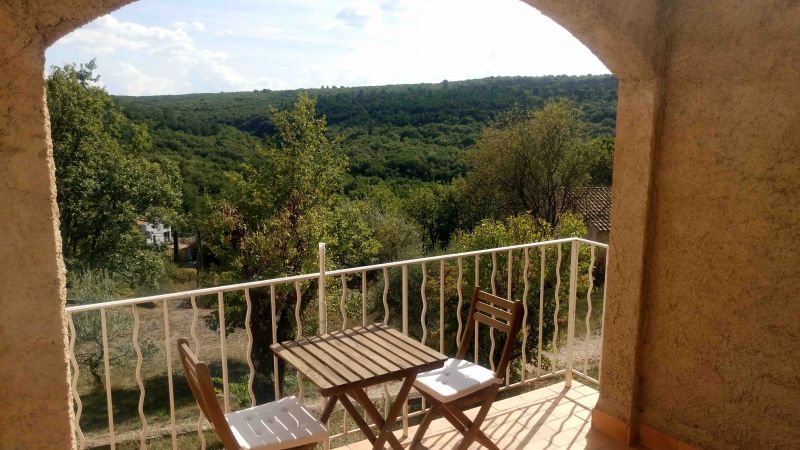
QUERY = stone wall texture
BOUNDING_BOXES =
[0,0,797,448]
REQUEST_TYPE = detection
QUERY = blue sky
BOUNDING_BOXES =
[45,0,609,96]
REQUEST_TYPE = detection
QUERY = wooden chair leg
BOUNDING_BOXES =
[442,403,499,450]
[410,402,439,449]
[455,399,496,450]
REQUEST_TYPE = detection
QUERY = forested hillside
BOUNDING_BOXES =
[115,75,617,210]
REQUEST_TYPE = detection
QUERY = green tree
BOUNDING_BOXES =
[588,135,615,185]
[198,95,375,401]
[402,183,460,250]
[464,99,597,228]
[47,61,182,288]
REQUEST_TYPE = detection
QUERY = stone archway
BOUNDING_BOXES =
[0,1,704,448]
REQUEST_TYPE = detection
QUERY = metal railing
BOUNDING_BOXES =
[65,237,608,449]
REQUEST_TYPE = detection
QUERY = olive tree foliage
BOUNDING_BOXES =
[464,99,598,229]
[197,95,380,401]
[47,61,182,289]
[67,271,155,390]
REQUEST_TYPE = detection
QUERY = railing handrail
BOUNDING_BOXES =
[65,237,607,314]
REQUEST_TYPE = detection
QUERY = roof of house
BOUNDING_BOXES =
[569,187,612,232]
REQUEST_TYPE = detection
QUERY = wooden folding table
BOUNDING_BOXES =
[271,323,448,450]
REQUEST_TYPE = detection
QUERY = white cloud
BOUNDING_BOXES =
[110,62,181,95]
[46,0,609,95]
[336,6,372,28]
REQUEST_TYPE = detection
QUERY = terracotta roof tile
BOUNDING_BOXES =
[568,187,611,231]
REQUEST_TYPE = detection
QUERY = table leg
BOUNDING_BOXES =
[320,396,339,423]
[340,394,377,444]
[350,375,415,450]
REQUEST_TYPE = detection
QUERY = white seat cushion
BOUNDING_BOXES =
[225,396,327,450]
[414,358,501,403]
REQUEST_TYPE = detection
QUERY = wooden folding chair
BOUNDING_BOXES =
[410,288,524,450]
[177,338,328,450]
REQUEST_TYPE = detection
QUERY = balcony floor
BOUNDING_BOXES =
[336,380,629,450]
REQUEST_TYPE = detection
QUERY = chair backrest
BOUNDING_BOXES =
[177,338,240,450]
[455,288,524,379]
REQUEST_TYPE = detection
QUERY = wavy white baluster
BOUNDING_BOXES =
[191,296,206,449]
[553,245,562,374]
[100,308,116,449]
[439,259,445,354]
[421,260,433,414]
[420,262,428,345]
[599,248,609,384]
[361,270,368,326]
[270,285,280,400]
[521,248,530,381]
[585,245,596,374]
[338,276,349,439]
[401,264,409,437]
[537,247,546,378]
[245,289,256,407]
[456,257,464,347]
[382,267,390,325]
[132,305,147,449]
[474,254,480,364]
[217,292,230,412]
[68,314,85,450]
[490,252,497,295]
[382,271,392,416]
[340,275,348,330]
[163,301,177,449]
[295,281,304,401]
[506,249,513,386]
[489,252,497,372]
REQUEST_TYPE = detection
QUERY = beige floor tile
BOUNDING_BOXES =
[334,383,602,450]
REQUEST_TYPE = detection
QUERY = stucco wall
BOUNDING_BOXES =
[0,1,133,448]
[635,2,800,448]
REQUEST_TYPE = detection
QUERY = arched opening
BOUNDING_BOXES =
[2,0,670,448]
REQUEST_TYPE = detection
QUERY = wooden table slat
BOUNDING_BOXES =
[346,327,427,367]
[272,343,335,391]
[305,336,377,379]
[375,325,450,360]
[279,342,353,386]
[327,331,403,373]
[337,328,419,370]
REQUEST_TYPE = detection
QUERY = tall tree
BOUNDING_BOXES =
[198,94,375,402]
[47,61,182,288]
[464,99,597,228]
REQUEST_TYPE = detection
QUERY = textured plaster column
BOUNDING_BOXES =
[0,3,136,447]
[523,0,665,438]
[0,22,74,450]
[596,76,662,429]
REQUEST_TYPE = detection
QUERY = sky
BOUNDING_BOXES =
[45,0,609,96]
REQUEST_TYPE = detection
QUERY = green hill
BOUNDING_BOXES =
[114,75,617,211]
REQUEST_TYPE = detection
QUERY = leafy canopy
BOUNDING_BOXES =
[464,99,599,228]
[47,60,182,288]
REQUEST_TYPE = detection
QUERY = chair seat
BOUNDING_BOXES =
[414,358,501,403]
[225,396,327,450]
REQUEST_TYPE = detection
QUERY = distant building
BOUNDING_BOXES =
[567,187,611,243]
[136,220,172,245]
